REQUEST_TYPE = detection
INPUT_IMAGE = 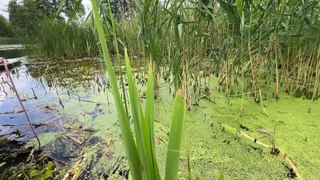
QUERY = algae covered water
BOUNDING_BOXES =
[0,57,319,179]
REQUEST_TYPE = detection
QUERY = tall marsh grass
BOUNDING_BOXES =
[27,20,99,59]
[114,0,320,100]
[91,0,187,179]
[27,0,320,99]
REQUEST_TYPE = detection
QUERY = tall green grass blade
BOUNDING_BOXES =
[165,91,186,180]
[217,174,224,180]
[124,51,159,179]
[235,0,243,17]
[145,62,154,143]
[63,0,83,35]
[55,0,66,18]
[91,1,142,180]
[145,62,160,179]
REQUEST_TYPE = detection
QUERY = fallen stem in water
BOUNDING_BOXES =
[1,57,41,150]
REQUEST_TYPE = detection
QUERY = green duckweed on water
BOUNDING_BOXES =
[38,79,319,179]
[1,59,319,179]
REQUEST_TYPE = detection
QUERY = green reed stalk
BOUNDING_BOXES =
[91,1,186,179]
[91,1,142,179]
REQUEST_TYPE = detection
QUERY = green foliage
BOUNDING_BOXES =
[8,0,85,37]
[27,20,98,59]
[113,0,320,99]
[125,53,161,179]
[91,1,187,179]
[92,1,143,178]
[0,159,55,179]
[165,90,186,180]
[105,0,130,18]
[0,15,12,37]
[53,0,85,18]
[8,0,46,36]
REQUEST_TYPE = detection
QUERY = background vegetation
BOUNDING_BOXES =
[2,0,319,100]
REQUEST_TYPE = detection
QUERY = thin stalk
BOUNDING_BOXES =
[106,0,129,117]
[2,58,41,150]
[312,47,320,100]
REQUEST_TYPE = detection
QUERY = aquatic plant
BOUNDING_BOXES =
[26,20,99,60]
[91,0,187,179]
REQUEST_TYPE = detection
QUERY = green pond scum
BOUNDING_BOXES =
[4,79,319,179]
[0,58,319,179]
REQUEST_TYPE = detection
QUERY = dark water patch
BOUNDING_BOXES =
[0,138,40,171]
[88,136,101,145]
[87,103,105,119]
[0,138,57,180]
[43,137,83,164]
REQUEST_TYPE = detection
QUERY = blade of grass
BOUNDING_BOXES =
[91,1,142,180]
[145,61,160,179]
[124,50,160,179]
[165,90,186,180]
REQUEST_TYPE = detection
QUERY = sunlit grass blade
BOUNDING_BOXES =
[165,90,186,180]
[145,61,160,179]
[91,1,142,180]
[124,50,159,179]
[63,0,83,34]
[217,174,225,180]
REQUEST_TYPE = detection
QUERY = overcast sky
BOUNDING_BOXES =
[0,0,9,19]
[0,0,92,20]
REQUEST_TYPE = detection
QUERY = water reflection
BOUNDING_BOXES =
[0,57,108,141]
[27,59,108,92]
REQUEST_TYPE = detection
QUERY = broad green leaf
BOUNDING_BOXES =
[217,174,224,180]
[91,1,142,179]
[124,50,159,180]
[145,61,161,179]
[165,90,186,180]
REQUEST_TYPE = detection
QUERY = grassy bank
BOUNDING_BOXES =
[25,20,99,60]
[0,37,21,44]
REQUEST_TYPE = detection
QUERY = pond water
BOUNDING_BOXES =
[1,52,319,179]
[0,57,108,141]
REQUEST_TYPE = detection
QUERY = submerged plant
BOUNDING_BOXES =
[91,0,187,179]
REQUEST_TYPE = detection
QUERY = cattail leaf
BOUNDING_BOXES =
[165,90,186,180]
[124,50,160,179]
[91,1,142,179]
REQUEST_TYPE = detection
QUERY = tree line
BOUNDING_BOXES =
[0,0,85,38]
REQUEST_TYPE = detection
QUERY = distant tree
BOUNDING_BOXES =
[38,0,85,19]
[100,0,130,18]
[110,0,130,17]
[8,0,46,36]
[8,0,85,37]
[0,15,12,37]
